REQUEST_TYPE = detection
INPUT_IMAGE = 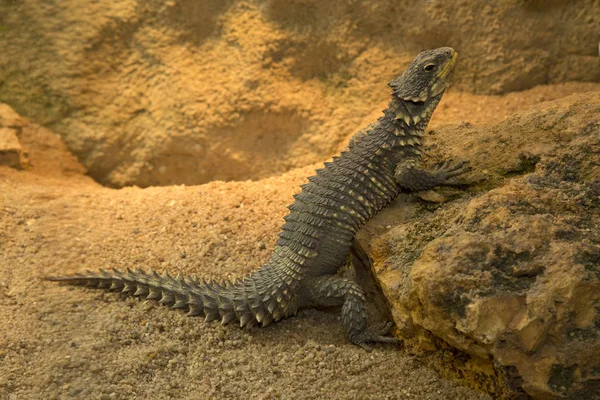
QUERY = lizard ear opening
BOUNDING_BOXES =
[388,73,429,103]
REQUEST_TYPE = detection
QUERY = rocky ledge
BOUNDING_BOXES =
[366,92,600,399]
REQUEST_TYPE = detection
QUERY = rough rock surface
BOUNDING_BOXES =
[0,104,27,169]
[366,92,600,399]
[0,128,25,169]
[1,0,599,187]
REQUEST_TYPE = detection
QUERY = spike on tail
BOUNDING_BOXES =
[45,263,298,329]
[46,268,200,313]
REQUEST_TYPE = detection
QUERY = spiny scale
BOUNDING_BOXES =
[47,265,292,328]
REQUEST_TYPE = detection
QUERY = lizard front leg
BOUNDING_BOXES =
[395,159,470,192]
[303,275,399,350]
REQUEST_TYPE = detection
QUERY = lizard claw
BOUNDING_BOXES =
[434,159,472,185]
[352,322,402,351]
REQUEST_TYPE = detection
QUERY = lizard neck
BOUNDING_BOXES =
[375,94,444,161]
[388,94,442,133]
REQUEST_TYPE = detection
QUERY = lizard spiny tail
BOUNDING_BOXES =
[47,47,468,349]
[47,261,298,329]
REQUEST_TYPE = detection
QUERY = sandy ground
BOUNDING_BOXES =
[3,82,600,399]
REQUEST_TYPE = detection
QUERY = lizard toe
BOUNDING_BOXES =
[351,321,402,350]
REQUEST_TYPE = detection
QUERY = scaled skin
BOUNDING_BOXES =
[48,47,468,349]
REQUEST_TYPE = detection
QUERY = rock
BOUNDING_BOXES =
[0,103,28,169]
[0,127,22,168]
[0,103,89,178]
[0,1,598,187]
[370,92,600,399]
[0,128,27,170]
[0,103,25,129]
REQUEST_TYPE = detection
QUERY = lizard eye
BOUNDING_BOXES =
[424,63,435,72]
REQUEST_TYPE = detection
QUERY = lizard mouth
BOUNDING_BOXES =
[439,51,458,81]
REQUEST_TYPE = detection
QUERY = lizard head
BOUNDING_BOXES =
[388,47,457,103]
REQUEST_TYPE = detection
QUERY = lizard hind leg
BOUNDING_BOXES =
[304,275,400,351]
